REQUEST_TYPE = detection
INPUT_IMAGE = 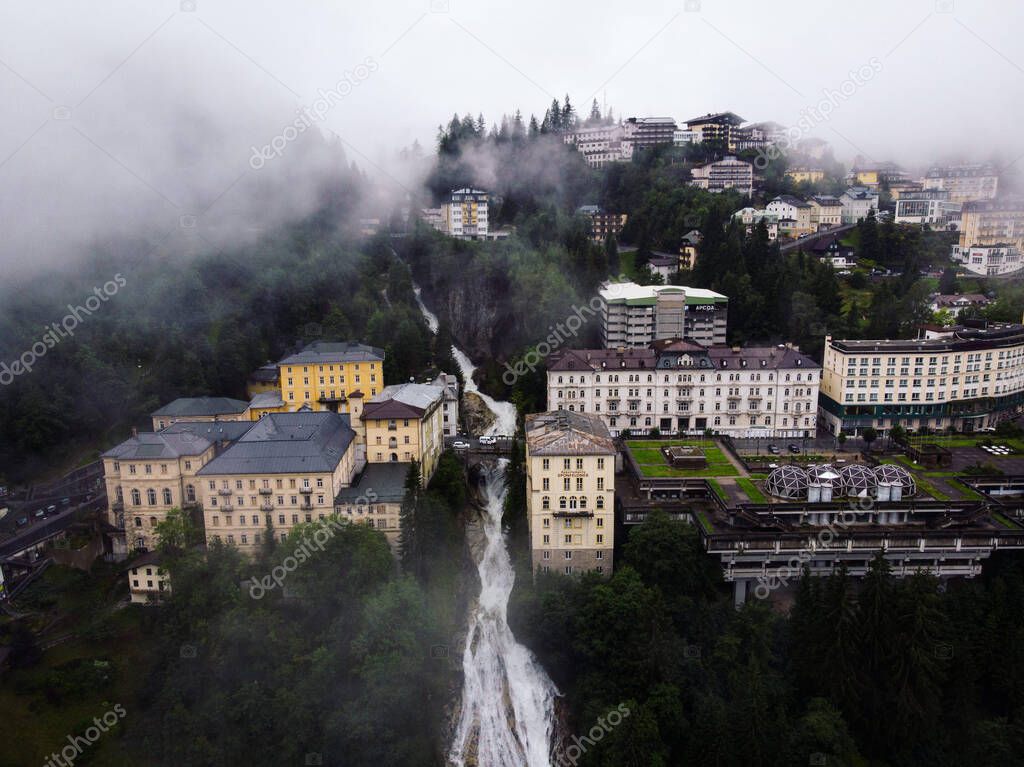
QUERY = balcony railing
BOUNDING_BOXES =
[219,504,234,512]
[300,501,314,511]
[299,487,313,494]
[259,488,273,495]
[218,488,232,497]
[260,503,274,512]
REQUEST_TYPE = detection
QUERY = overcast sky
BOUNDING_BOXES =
[1,0,1022,276]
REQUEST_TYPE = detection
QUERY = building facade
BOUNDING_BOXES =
[442,188,489,239]
[785,167,825,184]
[895,190,961,227]
[840,186,880,224]
[923,164,999,204]
[818,323,1024,435]
[197,411,358,554]
[578,205,627,243]
[690,156,754,196]
[102,428,221,557]
[621,116,678,151]
[959,199,1024,251]
[684,111,744,147]
[599,282,728,349]
[127,551,169,604]
[563,124,632,168]
[525,411,616,576]
[808,195,842,229]
[278,341,384,412]
[362,382,445,483]
[766,195,813,235]
[952,244,1023,276]
[547,341,819,438]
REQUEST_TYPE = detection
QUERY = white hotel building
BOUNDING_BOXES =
[599,282,728,349]
[818,323,1024,435]
[547,340,819,438]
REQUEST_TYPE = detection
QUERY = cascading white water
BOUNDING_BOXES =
[413,283,559,765]
[449,460,559,767]
[414,286,517,436]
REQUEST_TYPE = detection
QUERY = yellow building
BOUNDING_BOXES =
[362,382,445,485]
[246,363,280,398]
[959,199,1024,250]
[525,411,616,576]
[197,410,359,555]
[278,341,384,412]
[335,462,408,550]
[127,551,170,604]
[150,397,250,431]
[248,391,289,420]
[785,167,824,184]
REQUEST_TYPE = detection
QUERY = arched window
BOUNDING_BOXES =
[580,497,587,509]
[186,484,196,503]
[133,517,142,528]
[559,496,567,509]
[390,452,398,462]
[131,489,141,505]
[162,488,172,505]
[150,516,158,527]
[147,489,157,506]
[596,496,605,509]
[542,496,550,510]
[569,497,578,510]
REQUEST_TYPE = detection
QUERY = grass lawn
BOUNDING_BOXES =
[913,475,949,501]
[993,511,1021,530]
[736,478,768,503]
[694,508,715,532]
[626,440,739,478]
[906,435,1024,454]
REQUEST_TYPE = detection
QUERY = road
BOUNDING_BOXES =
[778,223,856,253]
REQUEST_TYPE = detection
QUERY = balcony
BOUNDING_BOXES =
[260,503,274,512]
[259,487,273,496]
[218,488,232,497]
[300,501,314,511]
[552,509,594,518]
[299,487,313,494]
[219,504,234,512]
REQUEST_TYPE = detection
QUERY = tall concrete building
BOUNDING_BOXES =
[689,156,754,196]
[923,164,999,204]
[959,198,1024,251]
[621,116,678,150]
[598,282,728,349]
[525,411,616,576]
[442,187,489,239]
[683,111,745,147]
[818,322,1024,435]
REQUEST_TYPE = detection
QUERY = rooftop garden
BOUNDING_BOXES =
[626,439,740,478]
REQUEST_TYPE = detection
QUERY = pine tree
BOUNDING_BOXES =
[528,114,540,138]
[399,460,422,575]
[588,98,601,125]
[562,94,576,131]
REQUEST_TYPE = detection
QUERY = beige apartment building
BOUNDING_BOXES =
[102,427,222,557]
[362,382,445,484]
[808,195,843,229]
[277,341,384,412]
[197,410,358,554]
[924,164,999,204]
[959,199,1024,251]
[818,323,1024,435]
[525,411,616,576]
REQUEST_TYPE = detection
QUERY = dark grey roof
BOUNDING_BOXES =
[335,462,409,505]
[707,345,820,371]
[197,412,355,475]
[151,397,250,418]
[102,431,214,460]
[161,420,254,444]
[278,341,384,366]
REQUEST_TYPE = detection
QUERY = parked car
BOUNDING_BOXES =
[788,444,801,453]
[34,509,45,518]
[478,435,496,445]
[452,440,471,450]
[768,445,780,455]
[60,497,71,506]
[16,516,28,527]
[46,504,57,514]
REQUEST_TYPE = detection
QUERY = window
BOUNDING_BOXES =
[162,488,172,505]
[131,489,141,505]
[147,489,157,506]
